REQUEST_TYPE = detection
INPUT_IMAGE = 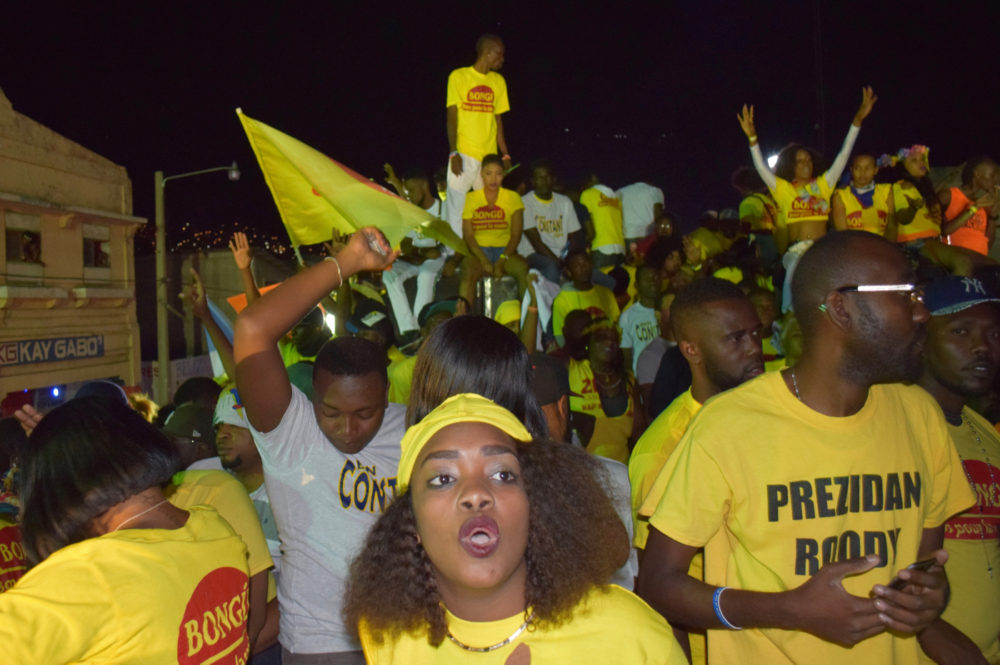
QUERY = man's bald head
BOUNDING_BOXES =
[791,231,909,335]
[476,34,503,56]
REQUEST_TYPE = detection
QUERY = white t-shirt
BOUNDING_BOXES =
[619,302,660,374]
[517,190,581,257]
[616,182,664,239]
[250,386,406,653]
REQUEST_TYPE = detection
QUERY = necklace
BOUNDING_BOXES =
[958,412,997,578]
[447,611,535,653]
[789,367,802,401]
[112,499,168,532]
[593,373,623,391]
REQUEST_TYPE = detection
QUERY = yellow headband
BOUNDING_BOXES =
[397,393,532,492]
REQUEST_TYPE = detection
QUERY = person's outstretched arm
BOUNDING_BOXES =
[738,105,777,191]
[234,228,397,432]
[824,86,878,188]
[187,268,237,382]
[230,232,261,306]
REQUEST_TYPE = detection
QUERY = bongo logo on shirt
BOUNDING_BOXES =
[0,523,26,590]
[470,204,508,232]
[462,85,495,112]
[945,459,1000,541]
[177,567,250,665]
[596,193,621,209]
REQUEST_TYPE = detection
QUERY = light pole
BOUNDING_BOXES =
[153,162,240,405]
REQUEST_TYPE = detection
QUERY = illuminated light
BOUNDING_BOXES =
[767,154,779,169]
[324,313,337,333]
[52,387,60,397]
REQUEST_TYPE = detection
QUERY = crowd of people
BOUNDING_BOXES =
[1,32,1000,665]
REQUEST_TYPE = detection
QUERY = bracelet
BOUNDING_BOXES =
[324,255,344,285]
[499,253,508,261]
[690,263,703,271]
[501,154,511,161]
[449,151,459,158]
[527,305,538,312]
[748,135,758,144]
[713,587,742,630]
[969,205,980,214]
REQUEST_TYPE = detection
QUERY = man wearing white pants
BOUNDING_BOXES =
[445,34,512,237]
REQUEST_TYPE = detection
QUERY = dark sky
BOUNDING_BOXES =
[5,1,999,241]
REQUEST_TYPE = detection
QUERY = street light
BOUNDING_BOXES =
[153,162,240,405]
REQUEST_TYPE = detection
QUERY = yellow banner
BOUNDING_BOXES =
[236,108,465,253]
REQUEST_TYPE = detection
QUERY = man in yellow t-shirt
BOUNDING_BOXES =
[917,275,1000,664]
[445,34,512,239]
[580,174,625,268]
[552,250,620,344]
[638,231,976,664]
[459,154,528,309]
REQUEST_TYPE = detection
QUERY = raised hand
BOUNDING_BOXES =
[854,86,878,125]
[229,232,252,270]
[14,403,44,436]
[186,268,210,321]
[737,104,757,140]
[341,227,399,273]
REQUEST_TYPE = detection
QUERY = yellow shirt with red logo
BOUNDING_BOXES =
[580,185,625,254]
[552,285,621,340]
[835,184,892,236]
[463,187,524,248]
[918,407,1000,664]
[0,506,251,664]
[739,193,778,234]
[893,181,941,243]
[446,66,510,161]
[770,176,835,226]
[0,518,26,592]
[568,358,635,463]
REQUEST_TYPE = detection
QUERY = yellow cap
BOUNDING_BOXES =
[493,300,522,327]
[397,393,532,491]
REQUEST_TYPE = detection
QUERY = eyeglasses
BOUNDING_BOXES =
[836,283,924,304]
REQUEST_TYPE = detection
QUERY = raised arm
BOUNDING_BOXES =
[824,87,877,188]
[229,232,261,306]
[234,228,397,432]
[738,105,777,191]
[382,163,406,198]
[187,268,237,382]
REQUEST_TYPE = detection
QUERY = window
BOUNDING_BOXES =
[82,223,110,269]
[4,212,42,264]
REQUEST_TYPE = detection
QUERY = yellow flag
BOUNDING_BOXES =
[236,108,465,253]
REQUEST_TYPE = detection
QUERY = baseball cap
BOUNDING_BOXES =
[397,393,531,492]
[417,298,458,328]
[923,276,1000,316]
[530,352,577,406]
[163,402,215,445]
[494,300,521,327]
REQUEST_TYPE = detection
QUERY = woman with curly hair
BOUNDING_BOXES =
[343,393,684,662]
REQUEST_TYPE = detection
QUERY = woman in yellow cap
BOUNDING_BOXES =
[343,393,684,663]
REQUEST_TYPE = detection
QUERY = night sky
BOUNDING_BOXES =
[5,1,1000,243]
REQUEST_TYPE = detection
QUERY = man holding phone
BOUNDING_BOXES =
[638,231,976,664]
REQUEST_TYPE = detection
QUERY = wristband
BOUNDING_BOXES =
[324,255,344,285]
[449,151,459,158]
[712,587,742,630]
[527,306,538,312]
[501,154,512,161]
[690,263,703,271]
[969,205,980,214]
[499,253,508,261]
[748,135,758,144]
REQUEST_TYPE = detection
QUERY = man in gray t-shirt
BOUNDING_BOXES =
[234,229,402,665]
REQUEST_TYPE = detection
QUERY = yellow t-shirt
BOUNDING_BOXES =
[917,407,1000,664]
[649,371,976,664]
[687,227,733,262]
[770,176,835,225]
[169,469,273,578]
[552,285,621,339]
[0,506,251,664]
[388,354,417,405]
[739,193,778,233]
[630,389,701,549]
[568,359,635,463]
[463,187,524,248]
[359,585,686,664]
[835,184,892,235]
[893,181,941,243]
[446,66,510,161]
[580,186,625,254]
